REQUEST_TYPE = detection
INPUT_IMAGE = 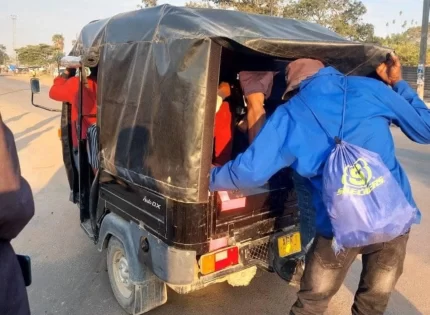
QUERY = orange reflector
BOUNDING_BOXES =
[200,246,239,275]
[200,253,216,275]
[57,128,61,139]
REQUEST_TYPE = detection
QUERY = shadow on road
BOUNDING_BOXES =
[343,260,423,315]
[14,114,60,140]
[16,126,54,152]
[4,112,29,124]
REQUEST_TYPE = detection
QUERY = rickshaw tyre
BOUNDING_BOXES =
[107,236,136,314]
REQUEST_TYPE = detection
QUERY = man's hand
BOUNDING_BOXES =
[218,82,231,100]
[62,68,76,79]
[377,53,402,86]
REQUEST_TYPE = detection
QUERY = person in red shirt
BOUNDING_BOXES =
[49,67,98,173]
[213,82,233,166]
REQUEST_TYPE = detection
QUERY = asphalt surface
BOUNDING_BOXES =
[1,74,429,315]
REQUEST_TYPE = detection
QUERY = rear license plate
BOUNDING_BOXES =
[278,232,301,258]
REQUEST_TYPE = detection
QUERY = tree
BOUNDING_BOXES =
[283,0,375,42]
[379,12,428,66]
[50,34,65,70]
[52,34,65,52]
[186,0,283,15]
[138,0,157,8]
[402,24,430,43]
[0,45,9,65]
[15,44,56,67]
[377,22,430,66]
[185,0,212,8]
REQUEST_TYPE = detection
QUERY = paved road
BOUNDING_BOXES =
[1,74,429,315]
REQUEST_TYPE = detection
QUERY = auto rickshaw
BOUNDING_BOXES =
[29,5,390,314]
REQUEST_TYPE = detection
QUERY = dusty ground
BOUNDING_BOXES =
[6,73,54,86]
[0,74,429,315]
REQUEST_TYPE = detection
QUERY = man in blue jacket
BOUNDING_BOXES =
[210,54,429,315]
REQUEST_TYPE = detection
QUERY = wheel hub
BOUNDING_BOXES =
[112,250,133,298]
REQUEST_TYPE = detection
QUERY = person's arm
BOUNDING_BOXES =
[246,93,266,143]
[0,114,34,240]
[389,81,430,143]
[239,71,274,143]
[376,53,430,144]
[210,106,296,191]
[49,74,79,103]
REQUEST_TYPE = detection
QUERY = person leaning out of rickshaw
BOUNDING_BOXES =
[49,67,99,174]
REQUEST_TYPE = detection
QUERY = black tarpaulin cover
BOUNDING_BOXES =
[71,5,391,203]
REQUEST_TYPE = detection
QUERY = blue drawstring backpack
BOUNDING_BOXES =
[300,78,419,253]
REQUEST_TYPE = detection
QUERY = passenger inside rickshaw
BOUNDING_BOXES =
[213,48,291,167]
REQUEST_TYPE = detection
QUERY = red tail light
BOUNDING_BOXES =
[200,246,239,275]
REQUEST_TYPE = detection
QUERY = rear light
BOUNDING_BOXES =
[200,246,239,275]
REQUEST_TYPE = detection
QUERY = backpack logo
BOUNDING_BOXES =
[337,158,384,196]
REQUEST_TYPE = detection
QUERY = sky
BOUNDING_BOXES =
[0,0,425,55]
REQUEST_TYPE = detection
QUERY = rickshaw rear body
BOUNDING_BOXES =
[56,4,391,313]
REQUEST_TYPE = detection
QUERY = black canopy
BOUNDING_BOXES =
[72,5,391,203]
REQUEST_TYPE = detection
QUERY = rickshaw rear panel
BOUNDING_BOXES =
[97,172,299,255]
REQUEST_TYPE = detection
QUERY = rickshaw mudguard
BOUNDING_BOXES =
[98,213,196,285]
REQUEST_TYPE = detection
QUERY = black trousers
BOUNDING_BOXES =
[290,232,409,315]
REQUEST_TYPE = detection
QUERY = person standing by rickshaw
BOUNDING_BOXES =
[0,113,34,315]
[49,67,99,173]
[210,54,429,315]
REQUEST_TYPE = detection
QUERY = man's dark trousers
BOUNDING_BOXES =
[290,232,409,315]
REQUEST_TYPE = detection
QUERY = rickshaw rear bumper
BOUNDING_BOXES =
[98,213,301,287]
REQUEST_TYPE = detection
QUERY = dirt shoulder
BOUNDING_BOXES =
[5,74,54,86]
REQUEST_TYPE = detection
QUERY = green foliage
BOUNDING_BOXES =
[138,0,157,8]
[184,0,373,39]
[185,0,213,8]
[378,32,430,66]
[15,44,56,67]
[283,0,375,42]
[214,0,282,15]
[0,45,9,65]
[382,13,429,66]
[164,0,429,66]
[52,34,65,51]
[185,0,283,15]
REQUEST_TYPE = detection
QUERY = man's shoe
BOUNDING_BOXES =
[274,258,304,287]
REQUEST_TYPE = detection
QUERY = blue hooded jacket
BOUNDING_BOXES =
[210,67,430,237]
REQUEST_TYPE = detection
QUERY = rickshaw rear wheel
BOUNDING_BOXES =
[107,236,136,313]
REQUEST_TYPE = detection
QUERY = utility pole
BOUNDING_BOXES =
[417,0,430,99]
[10,15,17,64]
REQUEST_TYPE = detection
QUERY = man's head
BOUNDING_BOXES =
[282,58,324,100]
